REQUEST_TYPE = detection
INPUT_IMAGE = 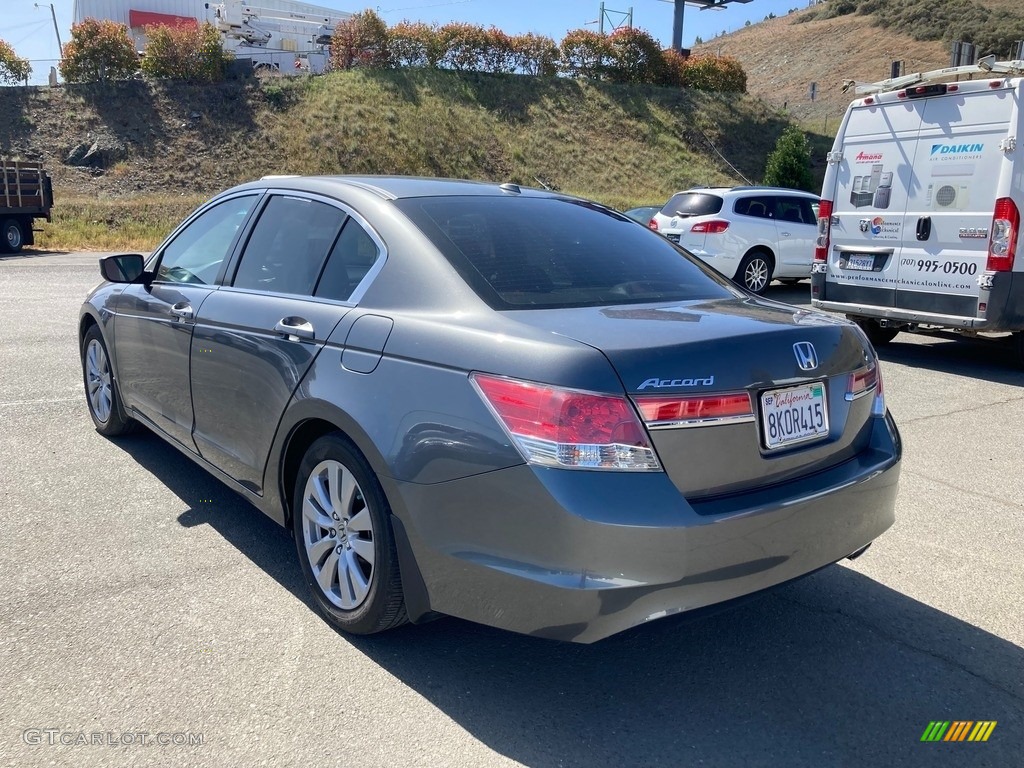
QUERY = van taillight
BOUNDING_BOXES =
[814,200,833,261]
[648,218,659,231]
[986,197,1019,272]
[691,220,729,234]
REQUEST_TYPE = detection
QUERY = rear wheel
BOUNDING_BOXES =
[848,316,899,347]
[2,218,25,254]
[81,325,137,436]
[735,250,774,294]
[293,433,407,635]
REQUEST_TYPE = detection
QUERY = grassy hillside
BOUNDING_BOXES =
[0,70,805,250]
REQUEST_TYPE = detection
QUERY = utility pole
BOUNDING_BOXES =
[35,3,63,58]
[672,0,685,51]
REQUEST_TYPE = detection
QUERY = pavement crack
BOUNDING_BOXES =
[900,393,1024,425]
[903,468,1024,510]
[776,593,1024,705]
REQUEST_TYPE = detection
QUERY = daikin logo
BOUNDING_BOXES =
[931,143,984,156]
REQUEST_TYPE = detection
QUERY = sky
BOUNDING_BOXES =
[2,0,811,84]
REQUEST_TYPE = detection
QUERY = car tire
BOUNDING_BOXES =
[848,316,899,347]
[81,325,137,436]
[2,218,24,254]
[292,433,407,635]
[735,250,774,294]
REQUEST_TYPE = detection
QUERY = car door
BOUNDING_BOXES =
[189,193,379,494]
[112,193,260,449]
[773,196,818,277]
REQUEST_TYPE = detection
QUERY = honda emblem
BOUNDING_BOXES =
[793,342,819,371]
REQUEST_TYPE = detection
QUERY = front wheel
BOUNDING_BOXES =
[81,325,136,436]
[735,251,773,294]
[293,434,407,635]
[2,218,25,254]
[848,316,899,347]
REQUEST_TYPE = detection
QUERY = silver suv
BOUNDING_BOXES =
[649,187,821,293]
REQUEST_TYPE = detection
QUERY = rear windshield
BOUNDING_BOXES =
[659,192,724,218]
[395,196,736,310]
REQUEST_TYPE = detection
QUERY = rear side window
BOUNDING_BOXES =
[733,196,775,219]
[233,195,346,296]
[660,192,723,217]
[774,197,818,225]
[314,219,381,302]
[396,196,737,309]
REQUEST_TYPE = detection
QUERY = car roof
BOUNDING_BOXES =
[669,186,820,198]
[233,175,563,201]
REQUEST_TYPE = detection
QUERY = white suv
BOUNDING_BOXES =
[649,187,821,293]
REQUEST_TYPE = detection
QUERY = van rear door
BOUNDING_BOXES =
[895,87,1011,318]
[823,98,927,309]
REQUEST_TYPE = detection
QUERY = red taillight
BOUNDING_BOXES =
[690,220,729,234]
[634,393,752,426]
[648,218,659,231]
[471,374,660,471]
[846,363,878,401]
[986,197,1019,272]
[814,200,833,262]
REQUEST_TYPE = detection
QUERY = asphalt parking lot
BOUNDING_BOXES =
[1,250,1022,767]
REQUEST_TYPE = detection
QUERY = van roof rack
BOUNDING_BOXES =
[844,55,1024,96]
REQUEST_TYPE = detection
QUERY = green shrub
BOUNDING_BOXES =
[0,38,31,85]
[606,27,666,84]
[509,32,559,76]
[388,21,438,68]
[762,126,814,191]
[60,19,138,82]
[140,23,228,82]
[559,29,613,79]
[677,54,747,93]
[330,9,393,70]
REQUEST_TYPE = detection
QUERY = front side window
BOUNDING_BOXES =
[233,195,347,296]
[156,195,257,285]
[397,196,737,309]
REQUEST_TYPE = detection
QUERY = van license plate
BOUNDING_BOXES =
[760,383,829,449]
[844,254,875,271]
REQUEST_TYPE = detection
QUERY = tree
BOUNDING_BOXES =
[330,9,393,70]
[559,29,613,79]
[762,126,814,191]
[60,19,138,82]
[0,38,31,85]
[140,23,228,82]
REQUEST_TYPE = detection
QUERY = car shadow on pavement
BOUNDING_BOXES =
[113,433,1023,767]
[105,430,309,604]
[875,336,1024,384]
[342,568,1023,767]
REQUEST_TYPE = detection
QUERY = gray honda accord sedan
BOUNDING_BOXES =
[79,176,901,643]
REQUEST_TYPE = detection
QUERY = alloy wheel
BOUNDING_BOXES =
[300,459,376,610]
[85,338,113,423]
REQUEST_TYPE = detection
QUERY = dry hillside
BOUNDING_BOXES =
[696,8,948,123]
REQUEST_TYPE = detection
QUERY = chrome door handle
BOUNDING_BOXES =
[274,317,315,341]
[170,302,193,320]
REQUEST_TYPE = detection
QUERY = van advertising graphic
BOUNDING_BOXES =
[858,216,901,239]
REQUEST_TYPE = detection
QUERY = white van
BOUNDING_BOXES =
[810,58,1024,366]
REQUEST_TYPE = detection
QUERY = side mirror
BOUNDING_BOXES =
[100,254,147,284]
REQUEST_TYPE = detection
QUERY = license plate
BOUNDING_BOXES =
[665,233,681,244]
[760,382,829,449]
[844,254,875,271]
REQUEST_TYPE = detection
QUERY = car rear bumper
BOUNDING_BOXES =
[384,413,901,643]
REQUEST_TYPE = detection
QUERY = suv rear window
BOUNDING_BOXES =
[396,196,736,310]
[659,192,724,218]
